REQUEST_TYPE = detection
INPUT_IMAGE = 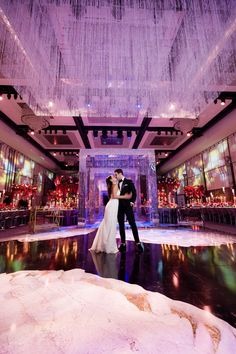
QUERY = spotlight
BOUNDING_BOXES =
[117,130,123,138]
[0,94,3,101]
[127,131,132,139]
[156,160,160,165]
[63,129,66,135]
[220,98,225,106]
[165,152,168,157]
[214,99,217,104]
[93,130,98,138]
[30,130,35,135]
[53,152,57,156]
[7,93,11,100]
[187,131,192,137]
[87,103,91,108]
[65,163,68,167]
[102,129,107,138]
[14,93,18,100]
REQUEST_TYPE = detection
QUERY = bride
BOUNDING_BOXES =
[89,175,132,253]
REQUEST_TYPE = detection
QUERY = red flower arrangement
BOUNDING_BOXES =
[184,185,205,200]
[158,177,180,193]
[11,184,37,197]
[48,175,79,202]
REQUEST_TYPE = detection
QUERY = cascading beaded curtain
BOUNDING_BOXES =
[0,0,236,118]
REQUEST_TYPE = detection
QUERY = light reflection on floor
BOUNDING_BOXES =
[0,227,236,327]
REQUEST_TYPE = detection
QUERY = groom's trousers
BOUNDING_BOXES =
[118,204,140,244]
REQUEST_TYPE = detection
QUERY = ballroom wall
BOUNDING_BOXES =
[0,140,54,204]
[167,131,236,196]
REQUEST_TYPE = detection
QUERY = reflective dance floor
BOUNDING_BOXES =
[0,226,236,327]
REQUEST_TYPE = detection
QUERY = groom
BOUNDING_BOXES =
[114,168,144,253]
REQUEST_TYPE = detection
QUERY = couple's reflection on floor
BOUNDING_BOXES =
[90,251,119,279]
[90,248,141,282]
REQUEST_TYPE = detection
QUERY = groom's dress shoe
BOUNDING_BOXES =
[118,243,126,253]
[136,243,144,253]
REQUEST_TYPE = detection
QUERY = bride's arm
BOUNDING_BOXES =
[114,192,132,200]
[111,184,119,199]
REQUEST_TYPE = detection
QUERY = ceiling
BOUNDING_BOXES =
[0,0,236,170]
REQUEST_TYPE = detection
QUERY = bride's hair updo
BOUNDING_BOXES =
[106,175,113,198]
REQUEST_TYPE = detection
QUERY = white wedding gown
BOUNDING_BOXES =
[90,191,119,253]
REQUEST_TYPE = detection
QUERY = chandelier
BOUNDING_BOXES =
[171,118,199,133]
[21,114,50,131]
[0,1,236,117]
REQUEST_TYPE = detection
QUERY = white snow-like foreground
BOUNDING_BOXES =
[0,269,235,354]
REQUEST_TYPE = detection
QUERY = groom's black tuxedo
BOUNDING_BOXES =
[119,178,136,204]
[118,178,140,244]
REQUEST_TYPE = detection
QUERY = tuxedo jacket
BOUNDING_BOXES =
[119,178,137,205]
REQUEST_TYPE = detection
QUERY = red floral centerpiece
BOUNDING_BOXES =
[158,177,180,208]
[48,175,79,207]
[184,185,205,201]
[11,184,37,197]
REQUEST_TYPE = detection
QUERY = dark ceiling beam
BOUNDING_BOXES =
[219,91,236,100]
[46,149,80,152]
[0,85,18,94]
[158,100,236,169]
[132,116,152,149]
[19,125,179,133]
[85,126,140,132]
[0,111,63,168]
[73,115,91,149]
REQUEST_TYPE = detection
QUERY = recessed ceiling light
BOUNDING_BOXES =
[220,99,225,106]
[30,131,35,135]
[53,152,56,156]
[48,101,53,107]
[165,152,168,157]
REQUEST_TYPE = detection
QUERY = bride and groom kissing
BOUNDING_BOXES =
[90,168,144,254]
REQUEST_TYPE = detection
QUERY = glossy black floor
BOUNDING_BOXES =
[0,229,236,327]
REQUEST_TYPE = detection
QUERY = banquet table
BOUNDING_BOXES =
[201,207,236,226]
[158,207,236,226]
[158,208,178,224]
[0,209,30,230]
[40,208,79,226]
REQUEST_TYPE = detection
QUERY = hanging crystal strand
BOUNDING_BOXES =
[0,0,236,117]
